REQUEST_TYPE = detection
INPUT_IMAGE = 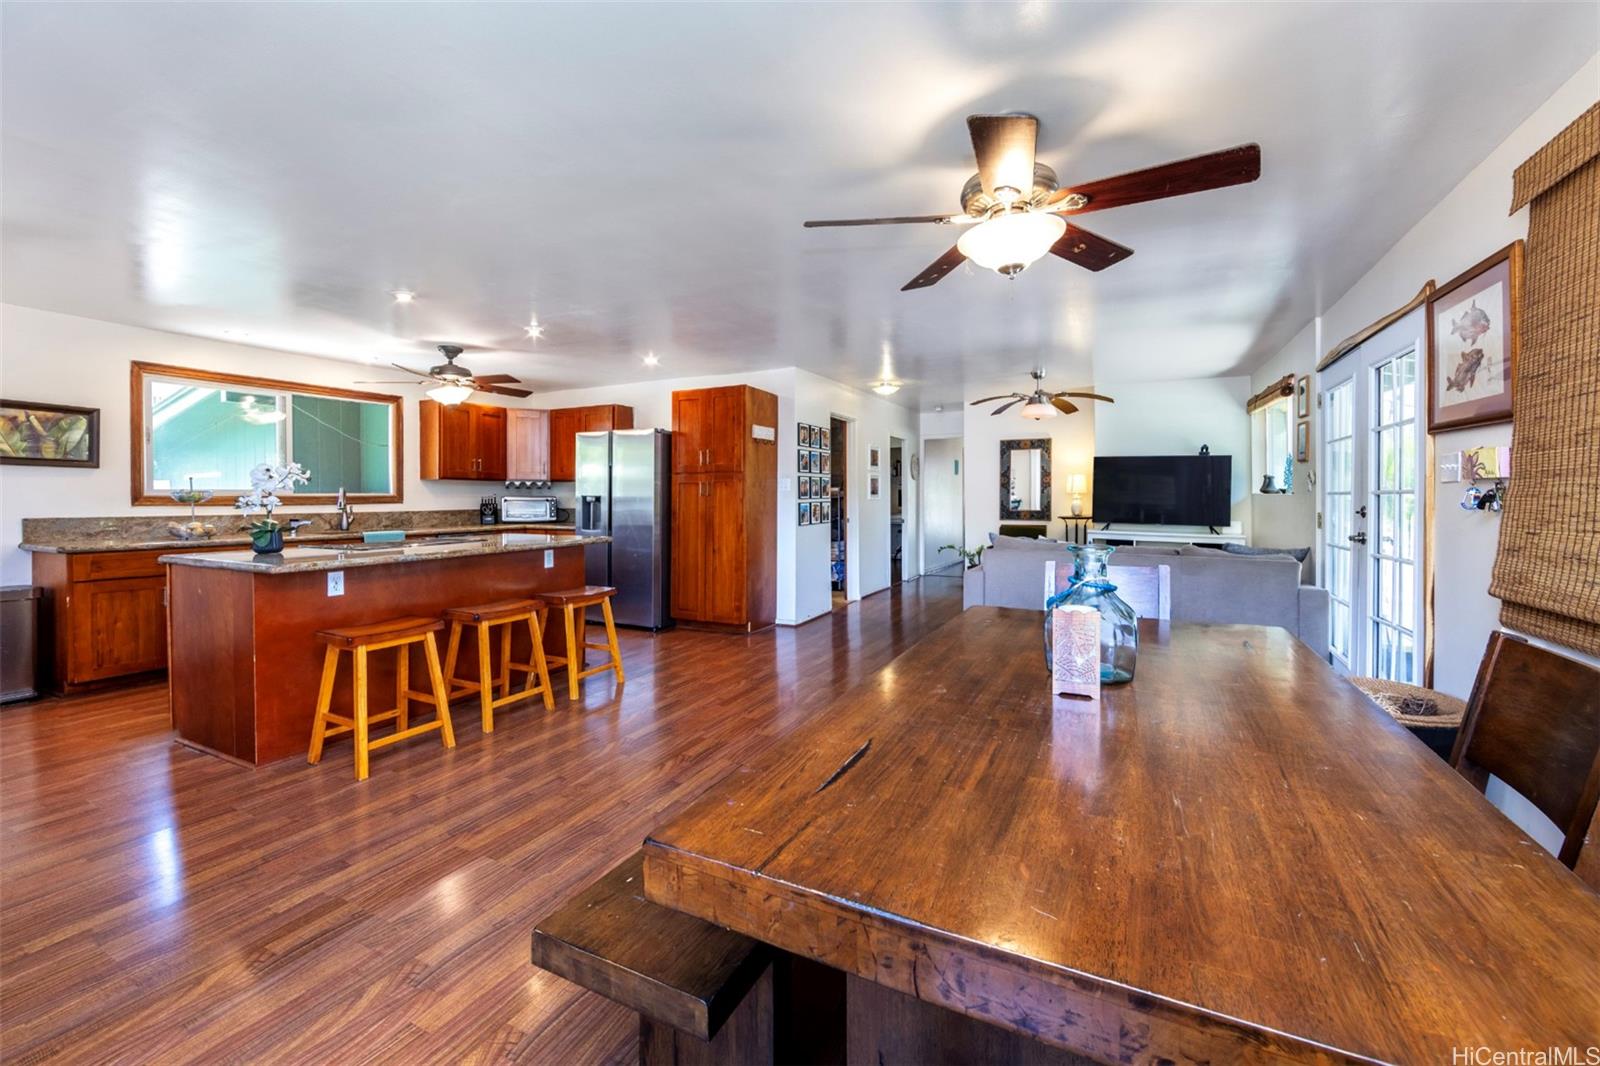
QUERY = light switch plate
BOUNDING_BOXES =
[1439,451,1461,483]
[327,571,345,596]
[544,549,554,568]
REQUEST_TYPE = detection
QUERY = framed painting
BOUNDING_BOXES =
[1295,375,1310,419]
[1427,241,1521,433]
[1295,420,1311,463]
[0,400,100,468]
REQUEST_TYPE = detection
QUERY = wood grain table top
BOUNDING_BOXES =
[644,609,1600,1064]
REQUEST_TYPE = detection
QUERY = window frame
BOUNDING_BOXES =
[129,361,405,506]
[1251,395,1295,495]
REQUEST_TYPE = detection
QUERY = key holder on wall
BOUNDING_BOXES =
[1460,478,1507,513]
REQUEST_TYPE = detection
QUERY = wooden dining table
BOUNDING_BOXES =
[643,609,1600,1064]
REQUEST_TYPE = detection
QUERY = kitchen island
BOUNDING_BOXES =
[163,532,606,766]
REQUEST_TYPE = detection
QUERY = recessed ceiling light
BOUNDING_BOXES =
[934,405,944,412]
[391,289,415,304]
[525,318,544,340]
[872,381,901,396]
[642,351,659,367]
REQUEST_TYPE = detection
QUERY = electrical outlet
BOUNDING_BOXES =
[327,570,345,596]
[544,549,554,568]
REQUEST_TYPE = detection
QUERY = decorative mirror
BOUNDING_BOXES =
[999,438,1051,521]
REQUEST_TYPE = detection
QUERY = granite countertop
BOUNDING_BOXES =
[21,521,576,554]
[161,531,608,575]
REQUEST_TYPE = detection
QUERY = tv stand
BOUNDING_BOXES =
[1086,527,1247,549]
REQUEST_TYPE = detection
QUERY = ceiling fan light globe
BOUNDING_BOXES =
[427,383,473,406]
[1018,401,1059,420]
[956,212,1066,276]
[871,381,901,396]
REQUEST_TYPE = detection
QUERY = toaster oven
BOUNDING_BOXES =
[500,495,559,523]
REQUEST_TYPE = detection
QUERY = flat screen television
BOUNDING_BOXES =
[1092,455,1231,527]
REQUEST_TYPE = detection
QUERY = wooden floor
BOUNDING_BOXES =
[1,576,962,1065]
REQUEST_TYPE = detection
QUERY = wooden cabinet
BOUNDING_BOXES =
[420,399,509,481]
[507,409,550,482]
[670,386,777,630]
[548,404,634,482]
[31,545,231,693]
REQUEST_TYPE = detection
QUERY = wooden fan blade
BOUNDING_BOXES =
[354,380,421,384]
[968,394,1025,405]
[901,245,967,291]
[1049,223,1134,271]
[1046,143,1260,213]
[968,114,1038,200]
[1058,391,1116,403]
[477,384,533,398]
[990,398,1025,416]
[472,373,520,385]
[390,363,431,377]
[1050,397,1079,415]
[803,214,963,228]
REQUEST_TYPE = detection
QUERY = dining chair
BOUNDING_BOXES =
[1107,564,1171,621]
[1449,631,1600,871]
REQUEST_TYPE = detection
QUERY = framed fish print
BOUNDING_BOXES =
[0,399,100,468]
[1427,241,1521,433]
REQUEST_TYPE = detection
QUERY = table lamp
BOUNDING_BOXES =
[1068,473,1088,516]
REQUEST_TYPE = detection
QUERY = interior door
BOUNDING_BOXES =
[1318,310,1426,681]
[671,475,708,619]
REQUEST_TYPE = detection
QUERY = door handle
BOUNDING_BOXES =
[1348,532,1367,544]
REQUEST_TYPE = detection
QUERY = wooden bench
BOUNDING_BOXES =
[531,851,773,1065]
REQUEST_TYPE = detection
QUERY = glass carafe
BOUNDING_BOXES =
[1045,544,1138,684]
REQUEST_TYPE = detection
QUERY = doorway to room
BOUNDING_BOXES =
[921,437,963,577]
[888,436,905,585]
[830,416,848,609]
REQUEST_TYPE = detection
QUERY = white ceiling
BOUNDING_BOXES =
[3,3,1594,409]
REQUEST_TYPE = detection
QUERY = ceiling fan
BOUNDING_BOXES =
[971,370,1114,420]
[360,344,532,404]
[804,114,1260,290]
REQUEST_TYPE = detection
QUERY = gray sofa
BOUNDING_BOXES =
[963,537,1329,658]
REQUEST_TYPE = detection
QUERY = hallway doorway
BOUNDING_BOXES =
[921,436,963,576]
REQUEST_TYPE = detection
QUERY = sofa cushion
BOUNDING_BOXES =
[993,534,1070,552]
[1178,545,1233,557]
[1221,543,1313,583]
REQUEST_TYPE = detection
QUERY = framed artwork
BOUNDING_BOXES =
[0,399,100,468]
[799,477,810,500]
[1295,375,1310,419]
[869,446,881,469]
[820,452,830,474]
[818,428,830,451]
[798,449,811,473]
[869,474,881,499]
[1427,240,1521,433]
[819,501,831,524]
[1295,420,1311,463]
[798,502,809,525]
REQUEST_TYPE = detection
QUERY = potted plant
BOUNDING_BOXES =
[235,461,311,554]
[940,543,985,569]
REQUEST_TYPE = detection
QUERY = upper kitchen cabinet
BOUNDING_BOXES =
[420,399,508,481]
[548,404,633,481]
[671,385,766,474]
[506,409,550,482]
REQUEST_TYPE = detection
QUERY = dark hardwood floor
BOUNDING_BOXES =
[1,576,962,1065]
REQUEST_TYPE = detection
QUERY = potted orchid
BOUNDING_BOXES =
[235,461,311,554]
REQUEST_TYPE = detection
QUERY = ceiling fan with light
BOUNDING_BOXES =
[359,344,532,405]
[804,114,1260,290]
[971,370,1114,420]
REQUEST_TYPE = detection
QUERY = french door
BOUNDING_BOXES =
[1318,310,1426,681]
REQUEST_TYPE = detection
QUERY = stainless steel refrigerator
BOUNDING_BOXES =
[575,429,672,629]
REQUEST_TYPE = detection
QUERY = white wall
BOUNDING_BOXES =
[1094,376,1253,535]
[960,382,1096,547]
[1244,52,1599,854]
[0,304,496,584]
[525,366,918,626]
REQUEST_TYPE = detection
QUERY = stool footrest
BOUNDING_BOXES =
[368,720,447,750]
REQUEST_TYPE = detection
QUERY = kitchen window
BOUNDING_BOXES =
[131,362,403,504]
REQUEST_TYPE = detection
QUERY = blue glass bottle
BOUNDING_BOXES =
[1045,545,1138,684]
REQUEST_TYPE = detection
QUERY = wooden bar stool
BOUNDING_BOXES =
[308,616,454,781]
[542,586,625,702]
[440,598,555,733]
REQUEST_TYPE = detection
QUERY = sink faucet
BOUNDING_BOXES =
[335,487,355,531]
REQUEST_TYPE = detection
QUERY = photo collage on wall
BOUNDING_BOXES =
[797,422,832,526]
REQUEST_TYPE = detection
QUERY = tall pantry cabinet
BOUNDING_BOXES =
[670,385,778,630]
